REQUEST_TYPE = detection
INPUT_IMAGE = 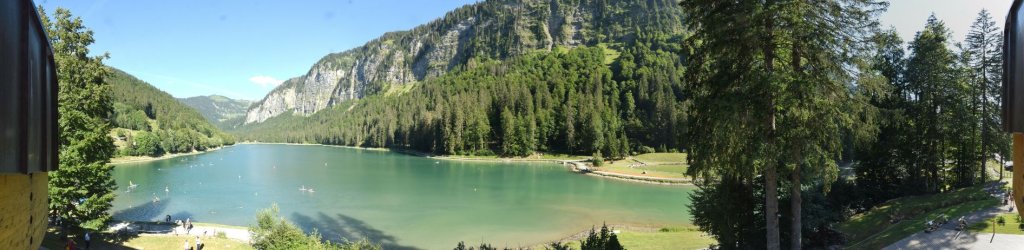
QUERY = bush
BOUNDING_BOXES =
[637,146,656,154]
[251,204,381,250]
[578,224,624,250]
[592,152,604,167]
[454,224,623,250]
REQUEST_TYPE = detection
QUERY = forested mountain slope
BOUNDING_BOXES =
[238,0,688,157]
[107,68,235,157]
[179,95,252,130]
[243,0,684,124]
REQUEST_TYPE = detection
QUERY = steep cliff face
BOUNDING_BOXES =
[244,0,683,124]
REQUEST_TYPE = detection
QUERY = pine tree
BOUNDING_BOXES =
[41,7,118,232]
[680,0,886,248]
[964,9,1006,182]
[905,15,960,192]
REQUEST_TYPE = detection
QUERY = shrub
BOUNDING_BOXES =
[251,204,382,250]
[592,152,604,167]
[637,146,656,154]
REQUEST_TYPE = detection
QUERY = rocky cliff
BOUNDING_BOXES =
[244,0,683,124]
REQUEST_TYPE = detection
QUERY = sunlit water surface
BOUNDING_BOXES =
[111,144,693,249]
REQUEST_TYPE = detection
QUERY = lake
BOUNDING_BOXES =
[110,144,693,249]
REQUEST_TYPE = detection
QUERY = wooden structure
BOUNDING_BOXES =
[1005,0,1024,218]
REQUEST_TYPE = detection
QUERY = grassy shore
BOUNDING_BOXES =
[593,153,689,180]
[839,185,999,249]
[110,145,228,165]
[42,228,252,250]
[533,226,714,250]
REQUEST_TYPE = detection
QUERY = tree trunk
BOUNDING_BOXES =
[791,164,802,250]
[762,2,780,248]
[766,161,781,250]
[981,68,988,183]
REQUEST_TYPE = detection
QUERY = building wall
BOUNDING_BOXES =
[0,172,48,250]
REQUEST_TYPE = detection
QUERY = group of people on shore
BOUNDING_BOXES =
[168,215,196,235]
[183,235,203,250]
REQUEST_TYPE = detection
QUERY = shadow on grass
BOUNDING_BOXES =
[291,212,421,250]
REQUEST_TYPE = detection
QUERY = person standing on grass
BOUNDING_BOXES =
[183,239,190,250]
[195,236,202,250]
[65,236,75,250]
[83,231,91,249]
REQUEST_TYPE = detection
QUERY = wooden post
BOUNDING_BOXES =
[1015,133,1024,218]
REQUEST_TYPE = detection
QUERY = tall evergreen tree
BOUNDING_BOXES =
[904,15,961,192]
[41,7,118,232]
[964,9,1005,181]
[680,0,885,248]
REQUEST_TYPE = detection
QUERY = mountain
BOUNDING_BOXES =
[244,0,684,124]
[107,68,235,157]
[179,95,252,130]
[237,0,689,157]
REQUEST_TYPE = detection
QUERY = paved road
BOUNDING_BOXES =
[885,194,1020,249]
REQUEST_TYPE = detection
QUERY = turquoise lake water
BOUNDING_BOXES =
[110,144,693,249]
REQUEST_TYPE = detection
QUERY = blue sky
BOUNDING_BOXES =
[38,0,1013,101]
[38,0,479,100]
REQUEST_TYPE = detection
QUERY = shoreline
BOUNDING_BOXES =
[582,170,692,185]
[232,141,694,185]
[110,145,231,165]
[112,220,698,249]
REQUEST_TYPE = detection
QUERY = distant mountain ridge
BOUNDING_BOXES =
[179,95,252,130]
[107,68,235,156]
[243,0,684,124]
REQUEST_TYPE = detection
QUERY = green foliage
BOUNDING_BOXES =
[42,7,118,232]
[546,242,571,250]
[453,224,623,250]
[128,131,162,156]
[591,151,604,167]
[690,177,764,249]
[250,204,382,250]
[112,103,149,130]
[679,0,887,248]
[578,224,625,250]
[107,69,235,157]
[855,11,1007,201]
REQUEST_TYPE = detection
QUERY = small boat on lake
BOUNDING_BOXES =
[300,185,307,191]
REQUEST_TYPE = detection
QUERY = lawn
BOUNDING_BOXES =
[42,230,252,250]
[633,153,687,164]
[598,161,688,179]
[596,153,689,179]
[617,227,715,250]
[531,226,715,250]
[969,212,1024,235]
[839,185,999,249]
